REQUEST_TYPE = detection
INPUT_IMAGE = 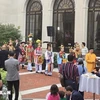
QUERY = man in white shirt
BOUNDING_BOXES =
[81,42,88,59]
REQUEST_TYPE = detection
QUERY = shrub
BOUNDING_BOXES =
[0,24,22,45]
[0,96,6,100]
[54,53,58,68]
[0,68,7,86]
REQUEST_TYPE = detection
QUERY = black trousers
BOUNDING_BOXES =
[7,80,19,100]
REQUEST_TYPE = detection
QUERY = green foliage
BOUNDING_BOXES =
[0,68,7,86]
[0,24,22,45]
[54,53,58,68]
[0,96,6,100]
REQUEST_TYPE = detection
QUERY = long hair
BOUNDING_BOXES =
[50,84,59,96]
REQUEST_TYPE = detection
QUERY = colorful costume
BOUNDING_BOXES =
[45,50,53,76]
[18,45,26,64]
[27,45,34,62]
[57,45,67,73]
[34,40,43,73]
[85,53,96,72]
[26,43,34,71]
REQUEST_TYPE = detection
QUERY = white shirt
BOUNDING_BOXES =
[45,50,54,63]
[81,47,88,56]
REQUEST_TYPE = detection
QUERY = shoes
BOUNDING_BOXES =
[22,65,25,69]
[48,74,52,76]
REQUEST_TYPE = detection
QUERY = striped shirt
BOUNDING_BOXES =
[63,62,79,81]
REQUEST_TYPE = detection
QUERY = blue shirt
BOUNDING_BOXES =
[77,64,87,76]
[57,53,62,64]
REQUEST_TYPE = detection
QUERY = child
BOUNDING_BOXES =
[46,84,60,100]
[45,43,53,76]
[57,45,67,74]
[59,91,66,100]
[34,40,43,73]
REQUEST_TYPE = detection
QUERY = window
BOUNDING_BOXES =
[88,0,100,55]
[53,0,75,52]
[26,0,42,42]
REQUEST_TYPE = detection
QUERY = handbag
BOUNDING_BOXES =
[59,64,65,87]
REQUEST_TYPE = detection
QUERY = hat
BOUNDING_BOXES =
[36,39,41,44]
[21,42,26,44]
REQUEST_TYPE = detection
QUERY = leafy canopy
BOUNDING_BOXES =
[0,24,22,45]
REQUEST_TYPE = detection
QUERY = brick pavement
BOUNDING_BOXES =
[19,68,100,99]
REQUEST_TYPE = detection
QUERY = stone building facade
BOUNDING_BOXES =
[0,0,100,54]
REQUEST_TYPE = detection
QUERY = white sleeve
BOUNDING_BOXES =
[45,51,49,60]
[46,92,50,100]
[51,52,54,63]
[86,48,88,53]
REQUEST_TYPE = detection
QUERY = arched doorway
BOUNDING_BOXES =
[26,0,42,43]
[53,0,75,52]
[88,0,100,55]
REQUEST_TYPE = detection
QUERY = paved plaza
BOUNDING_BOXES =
[16,66,100,100]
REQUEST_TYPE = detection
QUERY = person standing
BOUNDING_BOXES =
[19,42,26,69]
[81,42,88,59]
[77,58,87,97]
[26,41,34,71]
[85,48,97,72]
[5,51,20,100]
[57,45,67,74]
[74,45,82,61]
[34,40,43,73]
[63,55,79,90]
[14,39,21,59]
[0,45,9,70]
[45,43,53,76]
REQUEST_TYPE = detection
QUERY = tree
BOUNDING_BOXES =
[0,24,22,45]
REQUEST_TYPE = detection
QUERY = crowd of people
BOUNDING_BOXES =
[46,84,84,100]
[0,39,53,74]
[0,39,100,100]
[55,42,100,100]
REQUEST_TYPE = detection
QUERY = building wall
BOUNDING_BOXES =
[0,0,90,48]
[0,0,18,25]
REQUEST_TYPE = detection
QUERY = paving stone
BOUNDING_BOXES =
[19,68,100,99]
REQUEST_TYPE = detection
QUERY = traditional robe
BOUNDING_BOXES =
[45,50,53,75]
[85,53,96,72]
[34,47,43,73]
[26,45,34,62]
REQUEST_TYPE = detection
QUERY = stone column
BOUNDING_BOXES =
[41,0,53,49]
[74,0,88,45]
